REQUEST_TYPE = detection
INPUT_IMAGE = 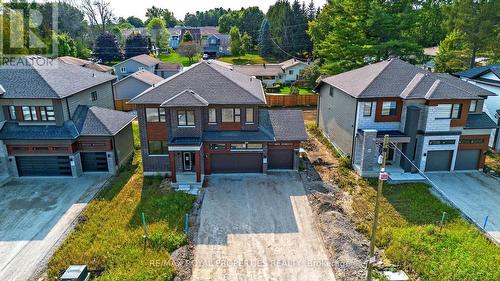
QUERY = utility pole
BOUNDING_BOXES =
[366,135,390,281]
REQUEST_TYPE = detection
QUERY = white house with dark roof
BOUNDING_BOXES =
[316,58,497,179]
[0,57,135,178]
[231,58,310,86]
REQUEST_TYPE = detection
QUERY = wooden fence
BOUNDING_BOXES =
[265,94,318,107]
[115,99,135,111]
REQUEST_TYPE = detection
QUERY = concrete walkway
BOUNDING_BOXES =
[192,173,336,281]
[427,172,500,244]
[0,175,110,280]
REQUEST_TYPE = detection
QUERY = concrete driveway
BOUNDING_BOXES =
[427,172,500,243]
[0,175,110,280]
[192,173,336,281]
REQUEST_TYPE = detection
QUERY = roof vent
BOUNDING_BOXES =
[0,84,5,95]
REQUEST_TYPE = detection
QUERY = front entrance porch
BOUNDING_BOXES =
[168,145,203,193]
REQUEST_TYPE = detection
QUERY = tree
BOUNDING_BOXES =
[127,16,144,28]
[435,30,471,73]
[55,33,77,57]
[93,32,121,63]
[145,6,177,27]
[267,0,294,58]
[241,32,253,54]
[443,0,499,68]
[183,8,228,27]
[146,17,169,49]
[81,0,113,33]
[124,33,149,58]
[259,18,273,58]
[301,62,321,82]
[183,31,193,42]
[306,0,317,21]
[76,41,92,59]
[290,0,311,55]
[240,7,265,45]
[230,26,243,56]
[218,11,242,33]
[177,42,200,63]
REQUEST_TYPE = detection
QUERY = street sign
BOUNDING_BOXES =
[379,172,389,181]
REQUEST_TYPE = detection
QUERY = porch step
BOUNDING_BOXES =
[388,172,427,183]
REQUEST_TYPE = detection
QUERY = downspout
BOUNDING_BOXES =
[350,99,359,167]
[65,98,71,119]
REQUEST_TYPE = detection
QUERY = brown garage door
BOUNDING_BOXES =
[268,149,294,170]
[211,153,263,173]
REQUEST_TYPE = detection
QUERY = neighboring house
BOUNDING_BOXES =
[202,34,230,58]
[232,59,310,87]
[0,57,135,178]
[113,54,160,80]
[455,63,500,151]
[316,58,497,178]
[168,26,219,49]
[167,27,182,49]
[129,61,308,187]
[58,56,113,73]
[114,70,164,110]
[156,62,183,78]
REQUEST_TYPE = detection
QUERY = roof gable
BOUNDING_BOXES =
[161,90,209,107]
[114,70,163,86]
[73,106,135,136]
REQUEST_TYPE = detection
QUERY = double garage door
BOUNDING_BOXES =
[425,149,481,172]
[210,149,294,173]
[16,152,109,177]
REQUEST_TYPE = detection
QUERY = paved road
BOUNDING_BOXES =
[0,175,110,280]
[427,172,500,244]
[192,173,336,281]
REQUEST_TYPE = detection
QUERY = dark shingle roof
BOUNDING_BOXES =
[156,62,183,71]
[73,106,135,136]
[232,64,284,76]
[128,54,161,66]
[455,63,500,79]
[465,113,497,129]
[129,61,266,105]
[114,70,163,86]
[0,121,79,140]
[319,58,495,100]
[0,57,116,99]
[268,109,308,141]
[161,90,209,107]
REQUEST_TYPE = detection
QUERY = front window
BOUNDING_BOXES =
[210,144,226,150]
[289,70,293,75]
[222,108,240,122]
[436,104,462,119]
[148,141,168,155]
[22,106,37,121]
[91,91,98,101]
[146,108,166,122]
[246,108,254,123]
[231,143,263,150]
[363,102,372,117]
[121,67,126,73]
[177,110,195,126]
[469,100,477,112]
[381,101,397,116]
[429,140,456,145]
[208,108,217,124]
[40,106,55,121]
[139,67,145,70]
[9,106,16,120]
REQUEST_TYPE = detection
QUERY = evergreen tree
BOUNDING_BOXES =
[267,0,294,58]
[290,0,310,55]
[435,30,471,73]
[306,0,316,21]
[183,31,193,42]
[230,26,243,56]
[93,32,121,63]
[259,18,273,58]
[240,7,265,46]
[124,33,149,59]
[241,32,253,54]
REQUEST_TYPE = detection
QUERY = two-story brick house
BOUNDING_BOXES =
[129,61,308,186]
[0,57,135,177]
[316,58,497,178]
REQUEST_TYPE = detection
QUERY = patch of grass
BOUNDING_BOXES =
[158,52,199,66]
[218,54,271,65]
[47,122,196,280]
[307,124,500,280]
[485,150,500,174]
[277,85,313,95]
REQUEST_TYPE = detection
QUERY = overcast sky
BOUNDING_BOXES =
[108,0,327,20]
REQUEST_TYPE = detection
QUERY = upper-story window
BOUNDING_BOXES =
[381,101,397,116]
[177,110,195,126]
[91,91,98,101]
[8,106,16,120]
[121,67,127,73]
[40,106,55,121]
[22,106,37,121]
[146,108,166,122]
[436,104,462,119]
[138,67,145,71]
[289,70,294,75]
[469,100,477,112]
[329,87,334,97]
[363,102,373,117]
[246,108,254,124]
[222,108,240,123]
[208,108,217,124]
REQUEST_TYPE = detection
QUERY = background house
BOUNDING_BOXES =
[316,59,497,179]
[231,59,310,87]
[202,34,230,58]
[113,54,160,80]
[58,56,113,73]
[0,57,135,178]
[113,70,164,111]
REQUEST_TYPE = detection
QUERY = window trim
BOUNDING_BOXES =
[177,110,195,127]
[91,91,98,101]
[381,101,397,116]
[209,143,226,150]
[146,107,166,123]
[39,106,55,121]
[21,106,38,121]
[469,100,477,112]
[363,102,373,117]
[222,108,241,123]
[246,108,254,124]
[121,66,127,73]
[230,143,263,151]
[436,103,462,120]
[8,106,16,120]
[148,141,169,156]
[208,108,217,124]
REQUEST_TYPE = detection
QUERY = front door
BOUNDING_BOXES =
[183,152,195,171]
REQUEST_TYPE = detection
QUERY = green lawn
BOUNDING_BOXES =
[158,52,200,67]
[47,122,196,280]
[218,54,271,65]
[307,124,500,280]
[276,86,314,95]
